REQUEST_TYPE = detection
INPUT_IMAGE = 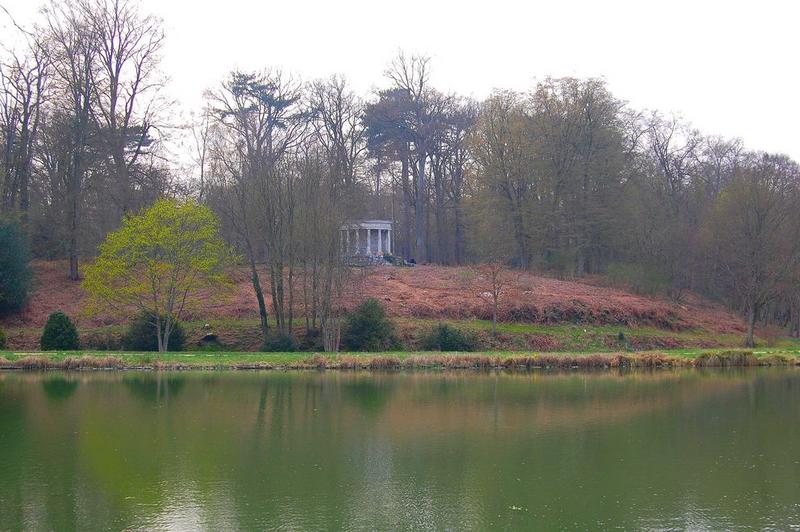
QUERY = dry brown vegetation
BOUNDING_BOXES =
[0,355,125,370]
[0,351,795,371]
[2,262,746,337]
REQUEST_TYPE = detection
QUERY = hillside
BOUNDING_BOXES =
[0,261,747,351]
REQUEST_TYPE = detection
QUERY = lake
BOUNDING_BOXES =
[0,369,798,530]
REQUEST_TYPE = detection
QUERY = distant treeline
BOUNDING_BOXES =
[1,0,799,345]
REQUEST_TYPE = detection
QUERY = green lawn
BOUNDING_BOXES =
[402,318,800,351]
[5,315,800,361]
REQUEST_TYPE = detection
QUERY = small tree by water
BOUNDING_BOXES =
[475,262,509,337]
[420,323,480,352]
[40,312,80,351]
[341,299,400,351]
[84,199,232,352]
[122,310,186,352]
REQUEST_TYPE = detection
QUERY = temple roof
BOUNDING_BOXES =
[342,219,392,229]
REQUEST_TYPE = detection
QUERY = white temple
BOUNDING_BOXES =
[341,219,393,257]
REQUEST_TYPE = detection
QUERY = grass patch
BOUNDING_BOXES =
[0,347,797,371]
[6,315,800,354]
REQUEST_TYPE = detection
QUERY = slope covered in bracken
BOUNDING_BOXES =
[2,261,745,336]
[353,266,745,333]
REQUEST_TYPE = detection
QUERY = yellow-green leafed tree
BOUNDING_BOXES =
[83,199,232,352]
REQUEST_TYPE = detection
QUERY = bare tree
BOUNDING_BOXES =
[364,87,414,256]
[190,107,212,201]
[85,0,165,215]
[475,261,509,337]
[308,75,366,193]
[385,53,441,262]
[0,20,48,223]
[208,70,306,337]
[428,96,476,264]
[43,0,98,280]
[469,90,535,268]
[703,153,800,346]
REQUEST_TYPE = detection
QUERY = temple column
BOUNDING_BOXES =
[378,229,383,254]
[355,229,360,253]
[387,229,392,254]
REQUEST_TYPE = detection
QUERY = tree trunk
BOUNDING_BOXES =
[287,262,294,334]
[113,147,132,215]
[415,151,427,262]
[575,250,586,277]
[252,263,270,339]
[162,317,173,353]
[15,119,31,223]
[492,298,498,337]
[243,236,269,340]
[270,262,284,333]
[434,186,446,264]
[68,171,80,281]
[401,155,411,258]
[745,304,757,348]
[453,195,464,265]
[302,261,311,333]
[156,315,165,353]
[512,208,528,269]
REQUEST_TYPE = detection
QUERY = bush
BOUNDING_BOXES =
[420,323,481,352]
[297,328,324,351]
[0,325,6,349]
[122,311,185,352]
[84,331,122,351]
[0,221,32,316]
[261,332,298,352]
[40,312,80,351]
[341,298,401,352]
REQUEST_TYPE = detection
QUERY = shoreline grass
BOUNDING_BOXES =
[1,348,798,371]
[5,317,800,354]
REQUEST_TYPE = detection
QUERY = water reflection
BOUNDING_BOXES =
[0,369,798,529]
[123,373,186,402]
[42,375,79,401]
[341,375,395,415]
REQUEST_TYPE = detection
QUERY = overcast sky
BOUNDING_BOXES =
[2,0,798,159]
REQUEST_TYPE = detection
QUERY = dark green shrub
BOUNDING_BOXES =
[341,298,401,352]
[40,312,80,351]
[297,328,323,351]
[0,325,6,349]
[122,311,185,352]
[84,331,122,351]
[261,332,298,352]
[420,323,480,352]
[0,221,32,315]
[197,332,225,351]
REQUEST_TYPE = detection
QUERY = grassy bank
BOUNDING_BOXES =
[1,348,799,371]
[6,317,800,353]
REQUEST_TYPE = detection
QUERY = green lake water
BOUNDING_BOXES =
[0,369,799,530]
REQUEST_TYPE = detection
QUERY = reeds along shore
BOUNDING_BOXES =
[0,351,797,371]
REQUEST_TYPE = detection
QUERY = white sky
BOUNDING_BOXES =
[2,0,799,160]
